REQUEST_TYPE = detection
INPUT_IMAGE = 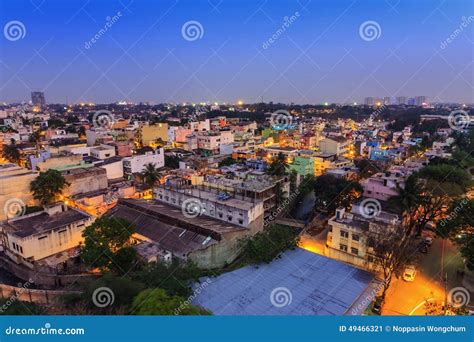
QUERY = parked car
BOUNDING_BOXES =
[403,265,417,282]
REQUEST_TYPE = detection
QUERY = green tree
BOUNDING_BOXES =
[61,274,145,314]
[164,155,180,168]
[132,259,202,297]
[0,298,42,315]
[81,217,137,275]
[2,144,20,163]
[267,152,288,176]
[30,169,69,205]
[240,224,300,264]
[218,157,237,167]
[141,162,160,189]
[131,288,211,315]
[437,199,474,270]
[313,174,362,214]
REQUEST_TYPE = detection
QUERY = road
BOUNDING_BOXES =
[382,238,466,315]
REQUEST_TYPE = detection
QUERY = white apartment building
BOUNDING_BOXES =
[123,148,164,176]
[0,203,94,264]
[326,202,401,270]
[154,185,264,229]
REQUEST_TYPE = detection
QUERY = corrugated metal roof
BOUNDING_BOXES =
[192,248,373,315]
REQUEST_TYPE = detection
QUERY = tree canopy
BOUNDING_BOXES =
[30,169,69,205]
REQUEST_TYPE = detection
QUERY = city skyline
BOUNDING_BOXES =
[0,0,473,104]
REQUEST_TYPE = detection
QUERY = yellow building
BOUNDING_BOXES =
[138,123,169,147]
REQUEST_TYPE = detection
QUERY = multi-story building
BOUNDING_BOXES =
[31,91,46,107]
[319,136,349,156]
[154,183,264,229]
[138,123,169,147]
[0,164,38,221]
[326,203,401,270]
[0,203,94,266]
[123,148,164,176]
[61,167,109,197]
[361,171,406,202]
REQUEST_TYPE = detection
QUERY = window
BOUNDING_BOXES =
[368,255,374,263]
[351,247,359,255]
[238,219,243,225]
[339,244,348,252]
[352,234,360,241]
[19,246,23,254]
[340,230,349,238]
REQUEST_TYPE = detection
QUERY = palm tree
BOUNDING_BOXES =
[30,169,69,205]
[141,163,160,189]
